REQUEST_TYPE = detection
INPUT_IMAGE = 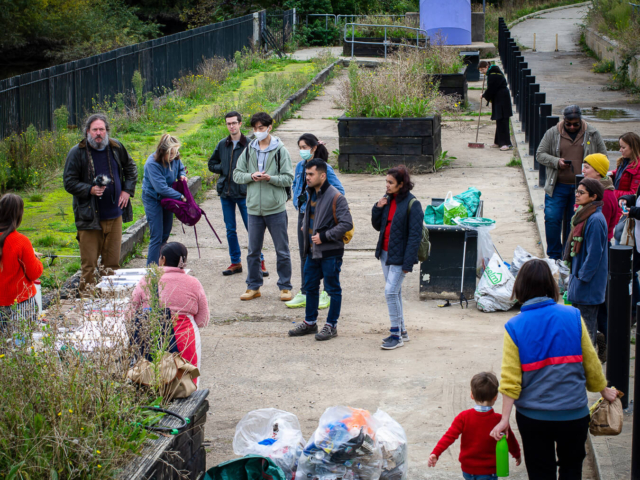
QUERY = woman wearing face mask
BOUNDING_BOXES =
[478,61,513,151]
[286,133,345,310]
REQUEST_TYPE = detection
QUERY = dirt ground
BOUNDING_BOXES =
[127,67,559,478]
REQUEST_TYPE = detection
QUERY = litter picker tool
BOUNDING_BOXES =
[460,232,469,308]
[468,74,486,149]
[41,254,81,266]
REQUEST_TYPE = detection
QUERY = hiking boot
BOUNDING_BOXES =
[315,323,338,341]
[382,331,409,344]
[222,263,242,276]
[319,291,331,310]
[285,291,306,308]
[288,322,318,337]
[280,290,293,301]
[597,332,607,363]
[240,289,261,301]
[381,336,404,350]
[261,260,269,277]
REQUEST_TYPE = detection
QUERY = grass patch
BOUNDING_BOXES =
[507,157,522,167]
[592,59,615,73]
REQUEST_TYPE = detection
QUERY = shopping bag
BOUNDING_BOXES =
[620,218,635,247]
[589,390,624,436]
[474,253,517,312]
[443,191,468,226]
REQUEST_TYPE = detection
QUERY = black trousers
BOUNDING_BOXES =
[516,411,589,480]
[495,118,511,147]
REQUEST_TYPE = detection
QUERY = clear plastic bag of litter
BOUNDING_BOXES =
[510,246,559,278]
[454,217,497,277]
[233,408,306,480]
[373,410,408,480]
[296,406,383,480]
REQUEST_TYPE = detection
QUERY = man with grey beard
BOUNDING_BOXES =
[63,113,138,290]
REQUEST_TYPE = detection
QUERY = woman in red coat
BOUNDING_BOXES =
[612,132,640,199]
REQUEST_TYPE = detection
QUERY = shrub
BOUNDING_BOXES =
[592,59,615,73]
[173,57,232,101]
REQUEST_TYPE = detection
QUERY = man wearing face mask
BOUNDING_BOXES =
[233,112,295,302]
[537,105,607,260]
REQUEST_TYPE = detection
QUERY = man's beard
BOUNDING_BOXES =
[88,133,109,150]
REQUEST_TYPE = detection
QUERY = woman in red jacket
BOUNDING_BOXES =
[612,132,640,199]
[0,194,44,332]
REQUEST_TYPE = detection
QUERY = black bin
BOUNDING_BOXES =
[419,199,483,300]
[460,51,480,82]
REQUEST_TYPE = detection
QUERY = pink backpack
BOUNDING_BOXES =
[160,178,221,257]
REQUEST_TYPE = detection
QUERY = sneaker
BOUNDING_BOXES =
[315,323,338,341]
[597,332,607,363]
[381,336,404,350]
[240,289,261,301]
[261,260,269,277]
[381,331,409,344]
[288,322,318,337]
[319,291,331,310]
[222,263,242,276]
[280,290,293,302]
[285,292,306,309]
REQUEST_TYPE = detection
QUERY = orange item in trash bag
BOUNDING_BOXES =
[342,408,375,436]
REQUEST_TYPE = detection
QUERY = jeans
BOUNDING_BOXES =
[380,250,406,333]
[247,211,292,290]
[143,193,174,266]
[297,212,310,294]
[220,196,263,264]
[304,256,343,326]
[573,304,599,345]
[544,183,576,260]
[462,473,497,480]
[516,411,589,480]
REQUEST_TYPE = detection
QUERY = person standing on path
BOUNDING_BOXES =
[63,113,138,290]
[537,105,607,260]
[371,166,423,350]
[564,178,608,345]
[611,132,640,199]
[208,111,266,277]
[286,133,345,310]
[288,160,353,341]
[142,134,187,266]
[233,112,294,302]
[479,61,513,151]
[490,259,617,480]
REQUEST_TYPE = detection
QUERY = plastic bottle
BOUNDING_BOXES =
[496,435,509,477]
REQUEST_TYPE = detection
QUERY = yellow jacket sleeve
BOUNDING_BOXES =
[499,330,522,400]
[581,320,607,392]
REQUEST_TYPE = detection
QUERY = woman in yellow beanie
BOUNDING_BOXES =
[583,153,620,242]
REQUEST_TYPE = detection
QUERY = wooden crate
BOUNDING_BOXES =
[338,116,441,172]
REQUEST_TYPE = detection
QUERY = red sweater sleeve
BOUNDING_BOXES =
[20,238,43,283]
[431,412,465,458]
[506,425,521,459]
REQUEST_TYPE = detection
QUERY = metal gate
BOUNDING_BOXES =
[261,9,295,57]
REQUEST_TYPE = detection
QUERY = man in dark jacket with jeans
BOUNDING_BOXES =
[288,159,353,341]
[208,111,265,276]
[63,113,137,290]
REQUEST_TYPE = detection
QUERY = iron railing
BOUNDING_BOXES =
[343,23,430,58]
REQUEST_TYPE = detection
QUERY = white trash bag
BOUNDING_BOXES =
[510,245,559,277]
[474,253,517,312]
[233,408,305,479]
[373,410,408,480]
[296,406,383,480]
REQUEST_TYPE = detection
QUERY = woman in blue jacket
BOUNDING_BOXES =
[142,134,187,265]
[565,177,608,344]
[286,133,344,310]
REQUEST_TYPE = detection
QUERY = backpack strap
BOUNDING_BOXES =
[406,197,416,236]
[193,225,201,258]
[332,193,340,225]
[275,149,281,173]
[201,211,222,244]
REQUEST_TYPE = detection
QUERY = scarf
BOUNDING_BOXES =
[600,176,614,191]
[563,201,603,270]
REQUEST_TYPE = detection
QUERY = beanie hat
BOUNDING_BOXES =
[563,105,582,120]
[584,153,610,178]
[579,178,604,201]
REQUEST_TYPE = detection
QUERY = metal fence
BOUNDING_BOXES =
[262,9,295,55]
[0,13,256,140]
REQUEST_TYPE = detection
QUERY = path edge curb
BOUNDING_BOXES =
[507,1,591,28]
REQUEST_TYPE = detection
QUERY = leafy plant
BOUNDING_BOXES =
[434,150,457,171]
[507,156,522,167]
[592,59,615,73]
[366,156,387,175]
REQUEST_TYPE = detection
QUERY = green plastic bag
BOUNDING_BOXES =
[423,203,444,225]
[423,188,482,225]
[443,191,468,225]
[205,455,286,480]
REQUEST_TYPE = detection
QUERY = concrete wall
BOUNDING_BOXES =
[472,13,484,42]
[584,27,640,87]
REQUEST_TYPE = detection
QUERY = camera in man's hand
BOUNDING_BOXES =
[93,174,112,187]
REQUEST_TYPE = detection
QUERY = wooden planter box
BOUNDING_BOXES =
[342,37,427,57]
[427,66,468,103]
[338,116,441,172]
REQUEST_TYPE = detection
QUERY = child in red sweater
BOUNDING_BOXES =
[428,372,521,479]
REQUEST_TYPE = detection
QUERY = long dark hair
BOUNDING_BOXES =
[0,194,25,263]
[298,133,329,161]
[387,165,414,196]
[160,242,188,268]
[618,132,640,168]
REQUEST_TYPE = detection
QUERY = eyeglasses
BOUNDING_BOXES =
[575,189,588,196]
[565,121,581,128]
[226,122,239,126]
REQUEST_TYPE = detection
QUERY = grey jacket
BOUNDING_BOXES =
[303,181,354,260]
[536,121,607,196]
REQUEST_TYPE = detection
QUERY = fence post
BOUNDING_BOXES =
[527,83,540,153]
[519,68,531,123]
[516,62,528,115]
[532,92,545,168]
[607,245,632,409]
[524,80,537,144]
[253,12,261,48]
[632,302,640,479]
[47,69,54,131]
[538,104,552,187]
[513,56,524,108]
[507,40,516,89]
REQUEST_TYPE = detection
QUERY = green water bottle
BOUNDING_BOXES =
[496,434,509,477]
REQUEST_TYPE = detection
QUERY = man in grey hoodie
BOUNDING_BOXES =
[233,112,295,302]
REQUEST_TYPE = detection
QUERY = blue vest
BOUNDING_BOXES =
[505,299,587,412]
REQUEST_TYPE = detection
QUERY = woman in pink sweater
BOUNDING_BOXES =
[132,242,209,380]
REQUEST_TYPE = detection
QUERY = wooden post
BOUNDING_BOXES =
[533,33,536,52]
[555,33,558,52]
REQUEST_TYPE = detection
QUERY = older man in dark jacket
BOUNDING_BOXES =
[288,159,353,342]
[63,113,137,290]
